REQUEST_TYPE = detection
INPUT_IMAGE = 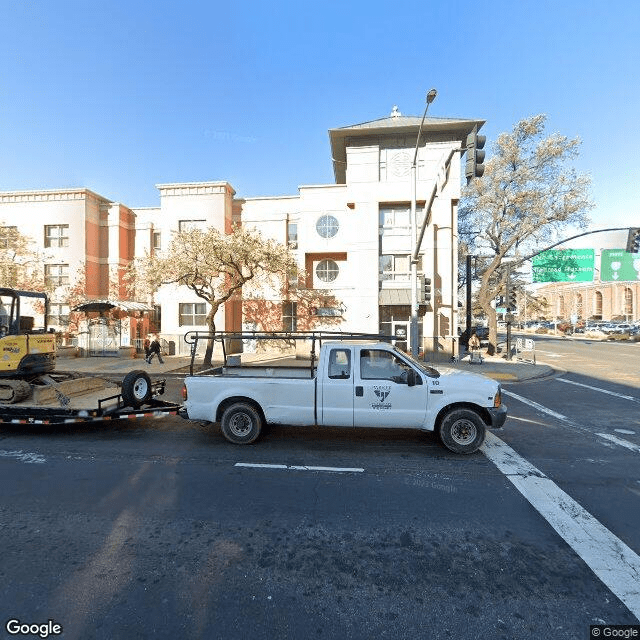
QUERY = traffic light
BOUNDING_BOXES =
[626,227,640,253]
[465,125,486,184]
[424,276,432,303]
[506,290,517,311]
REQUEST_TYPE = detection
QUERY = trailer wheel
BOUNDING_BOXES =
[439,408,486,454]
[121,370,152,408]
[220,402,262,444]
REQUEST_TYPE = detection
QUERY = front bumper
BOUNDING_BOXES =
[486,404,507,428]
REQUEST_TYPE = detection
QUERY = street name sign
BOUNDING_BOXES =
[532,249,595,283]
[600,249,640,282]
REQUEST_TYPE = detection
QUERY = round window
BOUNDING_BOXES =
[316,259,339,283]
[316,215,339,238]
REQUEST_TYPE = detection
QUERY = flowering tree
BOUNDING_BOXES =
[0,224,42,290]
[130,225,299,365]
[459,115,593,354]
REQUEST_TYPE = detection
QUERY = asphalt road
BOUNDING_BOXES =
[1,337,639,639]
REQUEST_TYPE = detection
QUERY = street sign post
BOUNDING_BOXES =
[600,249,640,282]
[532,249,595,283]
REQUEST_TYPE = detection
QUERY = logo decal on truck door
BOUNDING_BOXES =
[372,385,392,410]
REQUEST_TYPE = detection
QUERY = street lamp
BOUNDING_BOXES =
[410,89,437,357]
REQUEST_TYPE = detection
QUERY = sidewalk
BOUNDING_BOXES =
[442,352,555,383]
[57,349,555,383]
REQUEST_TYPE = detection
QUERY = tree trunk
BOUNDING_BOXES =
[203,310,217,367]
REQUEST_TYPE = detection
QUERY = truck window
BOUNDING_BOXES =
[328,348,351,379]
[360,349,411,382]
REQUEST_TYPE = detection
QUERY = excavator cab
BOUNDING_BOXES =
[0,288,56,402]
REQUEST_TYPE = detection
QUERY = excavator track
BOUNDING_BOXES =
[0,380,33,404]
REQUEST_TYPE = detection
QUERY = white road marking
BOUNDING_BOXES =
[482,432,640,620]
[503,390,640,454]
[503,390,570,423]
[596,433,640,454]
[615,429,637,435]
[235,462,364,473]
[558,378,640,403]
[0,449,46,464]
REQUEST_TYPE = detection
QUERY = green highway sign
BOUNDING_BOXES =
[532,249,595,283]
[601,249,640,282]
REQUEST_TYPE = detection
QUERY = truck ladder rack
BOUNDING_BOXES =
[183,330,397,376]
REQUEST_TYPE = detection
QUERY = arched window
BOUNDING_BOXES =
[624,288,633,318]
[576,293,583,319]
[594,291,603,319]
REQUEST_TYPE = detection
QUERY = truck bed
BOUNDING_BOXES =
[213,365,316,379]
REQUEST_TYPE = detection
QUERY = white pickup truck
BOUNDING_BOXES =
[181,333,506,454]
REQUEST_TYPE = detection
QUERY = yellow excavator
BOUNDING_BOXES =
[0,288,57,403]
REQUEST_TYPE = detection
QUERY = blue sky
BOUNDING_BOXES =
[1,0,638,232]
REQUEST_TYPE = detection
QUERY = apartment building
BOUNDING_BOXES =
[0,109,483,358]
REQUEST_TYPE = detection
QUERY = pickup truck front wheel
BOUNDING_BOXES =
[439,408,486,454]
[220,402,262,444]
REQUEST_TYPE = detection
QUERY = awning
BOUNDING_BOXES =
[378,289,412,306]
[73,300,154,313]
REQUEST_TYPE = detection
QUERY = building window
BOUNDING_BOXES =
[379,254,422,281]
[282,301,297,331]
[624,287,633,318]
[47,304,70,326]
[287,221,298,248]
[179,302,207,326]
[44,225,69,248]
[0,226,18,249]
[594,291,603,319]
[316,259,339,283]
[153,231,162,250]
[178,220,207,233]
[316,215,339,239]
[379,205,424,234]
[44,264,69,287]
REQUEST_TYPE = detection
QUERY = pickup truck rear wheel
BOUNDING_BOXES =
[220,402,262,444]
[439,408,486,454]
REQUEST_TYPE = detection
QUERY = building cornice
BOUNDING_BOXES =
[155,181,236,197]
[0,187,112,204]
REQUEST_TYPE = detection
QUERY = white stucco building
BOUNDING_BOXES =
[0,109,483,359]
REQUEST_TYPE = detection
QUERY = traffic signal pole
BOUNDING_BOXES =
[505,263,513,360]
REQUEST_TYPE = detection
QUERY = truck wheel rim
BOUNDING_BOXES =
[229,413,252,436]
[451,419,476,445]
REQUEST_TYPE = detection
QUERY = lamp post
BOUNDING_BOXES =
[410,88,437,357]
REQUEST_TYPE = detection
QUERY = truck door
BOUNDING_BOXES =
[320,346,354,426]
[354,348,426,428]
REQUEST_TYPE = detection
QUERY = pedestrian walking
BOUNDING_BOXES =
[143,337,151,361]
[146,335,164,364]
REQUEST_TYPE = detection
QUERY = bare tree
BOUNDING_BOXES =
[459,114,593,354]
[130,225,298,366]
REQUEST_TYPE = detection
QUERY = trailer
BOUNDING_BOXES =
[0,369,180,425]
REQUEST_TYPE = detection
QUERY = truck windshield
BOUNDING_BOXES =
[393,347,440,378]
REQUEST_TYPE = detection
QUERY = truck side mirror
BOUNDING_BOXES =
[407,369,417,387]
